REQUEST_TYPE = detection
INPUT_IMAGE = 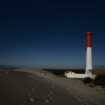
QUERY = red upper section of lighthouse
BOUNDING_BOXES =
[86,31,92,47]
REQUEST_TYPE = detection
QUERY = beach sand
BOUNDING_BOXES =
[0,68,105,105]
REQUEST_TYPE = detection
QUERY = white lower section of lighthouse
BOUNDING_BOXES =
[65,47,94,78]
[86,47,92,74]
[64,46,94,79]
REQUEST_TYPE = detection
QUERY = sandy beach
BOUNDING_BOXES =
[0,68,105,105]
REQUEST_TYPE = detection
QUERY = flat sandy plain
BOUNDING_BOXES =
[0,68,105,105]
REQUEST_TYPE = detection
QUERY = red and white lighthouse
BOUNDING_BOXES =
[86,31,93,74]
[65,30,95,78]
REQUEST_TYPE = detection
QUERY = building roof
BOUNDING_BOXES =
[90,70,105,75]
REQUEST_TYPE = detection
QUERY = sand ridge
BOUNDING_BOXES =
[0,68,105,105]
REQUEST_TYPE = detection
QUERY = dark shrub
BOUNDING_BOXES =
[93,75,105,86]
[83,77,92,83]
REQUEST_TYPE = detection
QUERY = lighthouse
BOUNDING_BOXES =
[65,30,94,79]
[85,31,93,74]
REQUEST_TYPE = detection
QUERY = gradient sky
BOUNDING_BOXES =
[0,0,105,69]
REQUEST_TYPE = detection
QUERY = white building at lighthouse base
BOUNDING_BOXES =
[65,71,95,79]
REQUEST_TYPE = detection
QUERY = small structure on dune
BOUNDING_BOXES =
[90,70,105,75]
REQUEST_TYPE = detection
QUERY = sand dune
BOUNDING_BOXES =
[0,68,105,105]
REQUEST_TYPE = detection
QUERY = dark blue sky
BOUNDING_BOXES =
[0,0,105,68]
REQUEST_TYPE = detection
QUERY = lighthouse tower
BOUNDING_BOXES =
[65,30,94,78]
[85,31,93,74]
